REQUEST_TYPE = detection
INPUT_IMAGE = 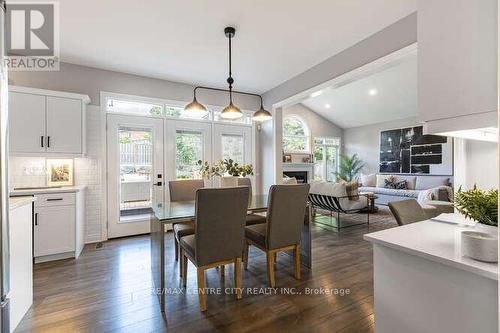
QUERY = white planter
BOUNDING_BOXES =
[461,230,498,263]
[220,176,238,187]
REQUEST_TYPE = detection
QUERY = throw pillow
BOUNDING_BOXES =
[394,180,408,190]
[345,181,359,201]
[360,173,376,187]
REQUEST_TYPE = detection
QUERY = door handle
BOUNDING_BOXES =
[40,136,44,148]
[34,213,38,226]
[47,136,51,148]
[153,182,162,186]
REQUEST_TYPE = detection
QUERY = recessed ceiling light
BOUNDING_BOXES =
[325,104,331,108]
[310,90,323,98]
[369,89,378,96]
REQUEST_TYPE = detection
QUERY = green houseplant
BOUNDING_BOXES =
[223,159,254,177]
[454,186,498,227]
[336,153,365,182]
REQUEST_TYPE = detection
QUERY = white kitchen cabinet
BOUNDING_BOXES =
[9,197,34,333]
[35,205,76,257]
[46,96,83,154]
[8,92,46,153]
[32,189,86,263]
[8,86,90,156]
[417,0,497,132]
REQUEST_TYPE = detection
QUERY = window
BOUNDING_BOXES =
[283,116,310,152]
[313,137,340,182]
[175,130,203,179]
[221,134,244,164]
[107,99,163,117]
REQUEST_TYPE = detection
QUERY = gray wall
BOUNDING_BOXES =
[343,117,418,174]
[259,13,417,192]
[283,104,343,143]
[9,62,261,109]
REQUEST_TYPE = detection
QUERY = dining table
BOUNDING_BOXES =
[150,194,312,313]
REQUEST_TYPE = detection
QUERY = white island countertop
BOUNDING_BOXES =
[364,220,498,281]
[10,185,86,197]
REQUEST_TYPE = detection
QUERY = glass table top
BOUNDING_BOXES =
[152,194,269,222]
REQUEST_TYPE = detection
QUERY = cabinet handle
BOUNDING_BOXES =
[34,213,38,226]
[40,136,44,148]
[47,136,51,148]
[46,198,63,201]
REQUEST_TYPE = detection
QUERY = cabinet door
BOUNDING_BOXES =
[34,206,75,257]
[9,92,46,153]
[46,96,82,153]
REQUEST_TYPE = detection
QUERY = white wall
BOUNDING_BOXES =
[283,104,343,144]
[260,13,417,192]
[464,139,498,190]
[343,117,418,174]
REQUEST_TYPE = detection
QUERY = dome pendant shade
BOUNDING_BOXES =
[220,102,243,119]
[252,107,272,122]
[183,97,208,116]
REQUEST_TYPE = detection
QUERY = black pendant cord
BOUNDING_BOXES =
[227,32,234,104]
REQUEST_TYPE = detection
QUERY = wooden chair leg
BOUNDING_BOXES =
[234,258,242,300]
[182,253,188,287]
[174,236,179,261]
[243,239,249,271]
[273,252,277,265]
[294,244,301,280]
[197,268,207,312]
[219,265,225,279]
[266,251,276,288]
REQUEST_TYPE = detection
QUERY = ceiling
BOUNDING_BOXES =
[301,53,417,128]
[44,0,416,94]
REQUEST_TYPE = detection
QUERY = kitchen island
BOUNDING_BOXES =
[364,220,498,333]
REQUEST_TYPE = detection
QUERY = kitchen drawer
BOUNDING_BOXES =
[35,193,76,207]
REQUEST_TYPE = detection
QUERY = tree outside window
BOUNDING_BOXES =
[314,137,340,182]
[283,116,310,152]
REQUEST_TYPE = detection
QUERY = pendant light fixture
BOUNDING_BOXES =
[184,27,272,123]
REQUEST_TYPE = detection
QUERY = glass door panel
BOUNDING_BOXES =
[175,130,203,179]
[119,128,153,222]
[107,114,164,238]
[213,124,252,164]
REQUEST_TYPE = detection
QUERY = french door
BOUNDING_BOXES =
[213,124,252,164]
[107,114,164,238]
[164,120,211,199]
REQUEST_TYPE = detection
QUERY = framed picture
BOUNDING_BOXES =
[283,154,292,163]
[46,159,74,187]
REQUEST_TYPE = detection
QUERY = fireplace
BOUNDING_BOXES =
[283,171,308,184]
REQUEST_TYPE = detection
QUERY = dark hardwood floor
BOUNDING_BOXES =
[16,208,396,333]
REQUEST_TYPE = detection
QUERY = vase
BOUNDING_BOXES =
[220,176,238,187]
[204,177,220,188]
[461,229,498,263]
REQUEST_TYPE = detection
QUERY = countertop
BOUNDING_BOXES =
[10,185,86,197]
[9,196,36,210]
[364,220,498,281]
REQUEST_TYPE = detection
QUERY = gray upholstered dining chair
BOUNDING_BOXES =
[168,179,204,268]
[238,177,267,226]
[179,186,249,312]
[388,199,428,226]
[243,184,310,288]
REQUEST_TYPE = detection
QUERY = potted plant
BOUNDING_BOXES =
[221,159,254,187]
[197,159,254,187]
[336,153,365,182]
[454,186,498,262]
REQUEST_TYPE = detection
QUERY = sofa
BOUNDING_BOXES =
[358,174,453,206]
